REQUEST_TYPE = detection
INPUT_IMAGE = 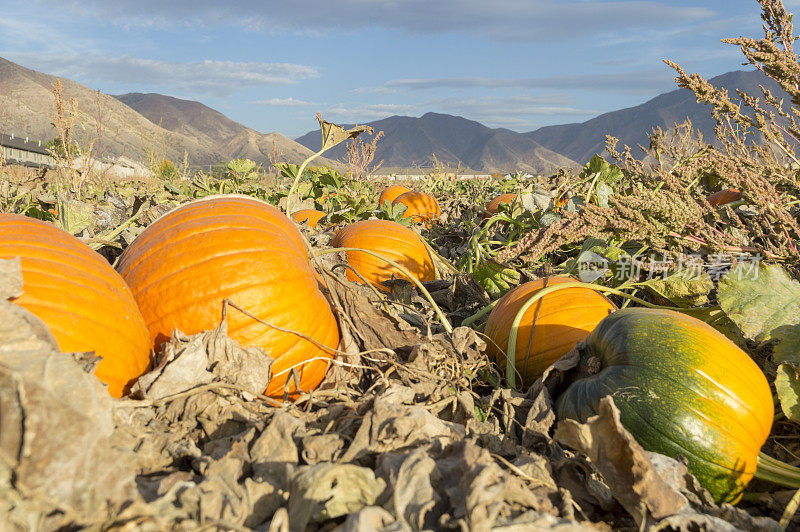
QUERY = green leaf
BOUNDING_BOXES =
[639,269,714,307]
[564,197,585,212]
[581,154,623,184]
[596,180,613,208]
[58,199,95,235]
[520,187,552,212]
[718,263,800,363]
[539,212,561,227]
[776,363,800,423]
[227,158,256,176]
[276,163,300,179]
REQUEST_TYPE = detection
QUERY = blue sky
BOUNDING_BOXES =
[0,1,787,138]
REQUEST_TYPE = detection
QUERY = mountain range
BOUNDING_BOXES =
[523,70,789,163]
[0,57,327,168]
[295,70,789,169]
[294,113,578,173]
[0,55,787,173]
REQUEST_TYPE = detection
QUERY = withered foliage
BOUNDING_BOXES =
[498,0,800,267]
[0,257,782,531]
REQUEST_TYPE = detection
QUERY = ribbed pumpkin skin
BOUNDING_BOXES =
[378,185,411,206]
[0,214,151,397]
[486,193,517,214]
[392,191,441,224]
[291,209,326,229]
[117,196,339,399]
[707,188,741,207]
[331,220,435,292]
[484,277,616,384]
[554,308,774,504]
[131,195,308,259]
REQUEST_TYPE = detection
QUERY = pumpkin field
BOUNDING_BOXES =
[4,1,800,530]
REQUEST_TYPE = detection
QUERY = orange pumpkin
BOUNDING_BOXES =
[484,276,616,385]
[331,219,435,292]
[291,209,326,229]
[117,195,340,399]
[378,185,411,206]
[707,188,741,207]
[392,191,441,224]
[485,193,517,214]
[0,214,151,397]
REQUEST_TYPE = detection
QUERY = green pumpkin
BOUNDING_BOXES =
[554,308,773,503]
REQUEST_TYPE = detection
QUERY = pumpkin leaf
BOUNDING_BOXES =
[539,212,561,227]
[596,180,614,208]
[564,196,585,212]
[58,198,96,235]
[775,363,800,423]
[718,263,800,363]
[287,463,386,529]
[638,269,714,307]
[521,187,552,212]
[317,113,372,152]
[581,154,624,184]
[0,298,136,517]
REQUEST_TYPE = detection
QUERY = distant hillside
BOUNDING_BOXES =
[116,92,246,147]
[524,70,789,164]
[114,92,336,167]
[295,112,579,174]
[0,56,332,170]
[0,57,217,165]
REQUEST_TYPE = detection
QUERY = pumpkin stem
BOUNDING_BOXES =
[585,355,602,376]
[461,300,498,328]
[755,452,800,489]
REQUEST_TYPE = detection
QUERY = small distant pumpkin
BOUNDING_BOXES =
[484,276,616,385]
[392,191,441,225]
[378,185,411,206]
[707,188,741,207]
[331,219,435,292]
[0,214,151,397]
[291,209,326,229]
[117,195,340,400]
[485,193,517,214]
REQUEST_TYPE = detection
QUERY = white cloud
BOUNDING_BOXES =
[386,69,676,95]
[39,0,716,42]
[253,97,315,106]
[323,102,419,122]
[1,52,318,97]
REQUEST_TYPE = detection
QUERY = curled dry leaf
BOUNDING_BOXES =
[0,284,137,525]
[131,307,273,401]
[288,463,386,530]
[554,396,687,525]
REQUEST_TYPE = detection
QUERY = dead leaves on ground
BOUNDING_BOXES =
[0,258,784,530]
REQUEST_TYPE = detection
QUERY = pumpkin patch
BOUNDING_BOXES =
[5,9,800,523]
